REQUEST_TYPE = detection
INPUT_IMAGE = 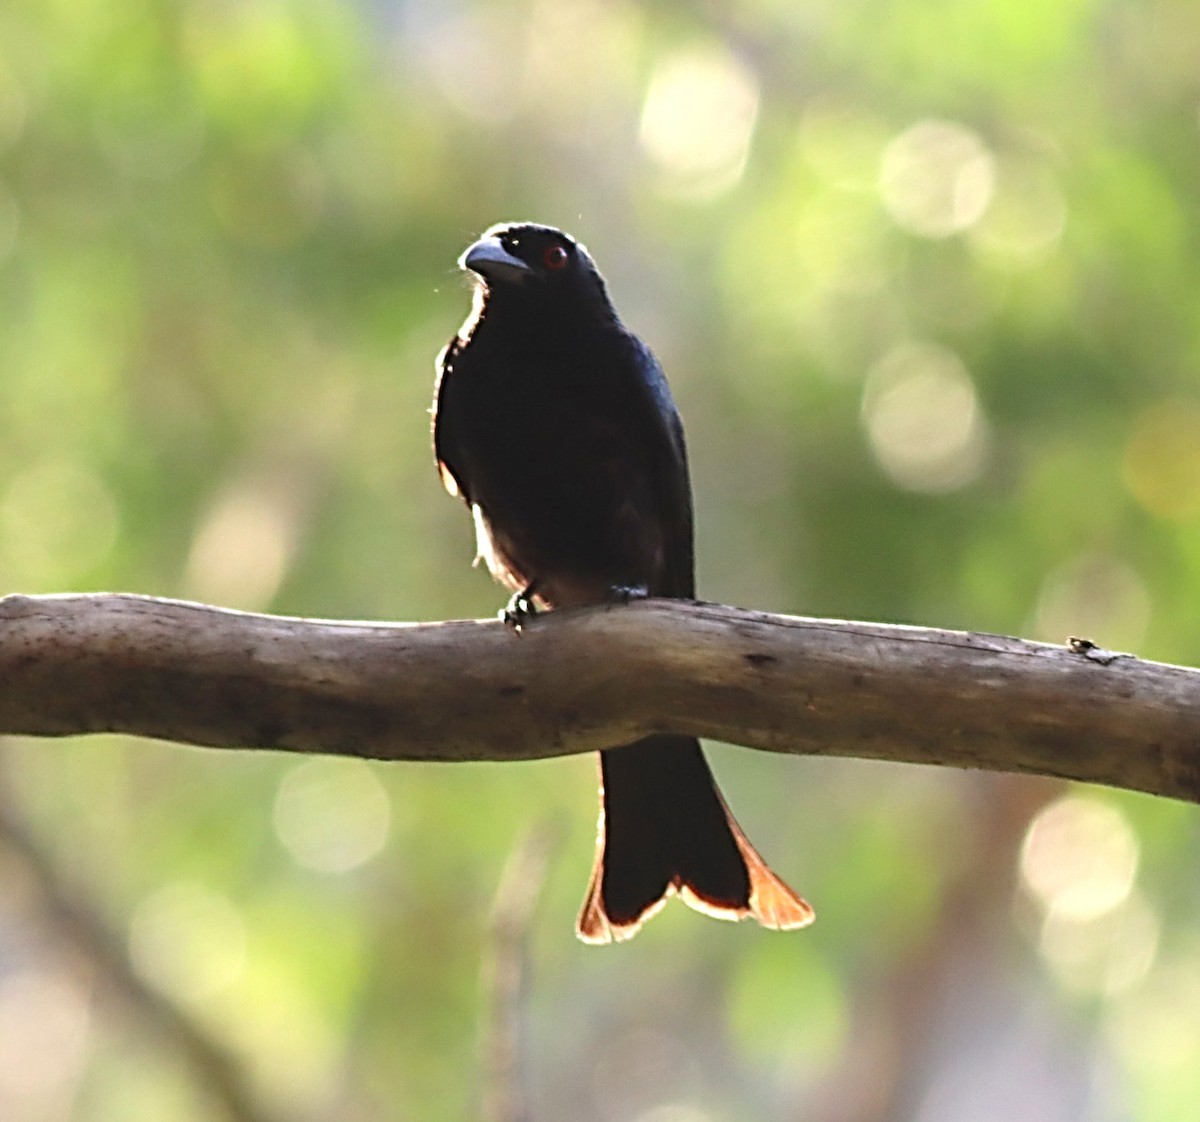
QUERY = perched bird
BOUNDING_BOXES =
[432,222,813,942]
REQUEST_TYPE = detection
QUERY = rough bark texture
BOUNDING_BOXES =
[2,592,1198,803]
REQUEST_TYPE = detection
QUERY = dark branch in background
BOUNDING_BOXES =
[2,592,1199,804]
[811,773,1062,1121]
[0,766,281,1122]
[480,822,558,1122]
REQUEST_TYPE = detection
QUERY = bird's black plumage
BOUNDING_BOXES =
[433,222,812,941]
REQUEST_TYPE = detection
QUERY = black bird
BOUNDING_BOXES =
[432,222,813,942]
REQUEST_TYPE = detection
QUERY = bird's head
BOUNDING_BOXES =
[458,222,611,314]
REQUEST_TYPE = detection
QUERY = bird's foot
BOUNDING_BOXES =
[606,583,649,604]
[501,583,540,632]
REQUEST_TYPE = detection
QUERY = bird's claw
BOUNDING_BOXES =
[502,584,540,632]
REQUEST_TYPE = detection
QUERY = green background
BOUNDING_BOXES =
[1,0,1198,1119]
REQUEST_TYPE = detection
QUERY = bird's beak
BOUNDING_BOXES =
[459,236,531,284]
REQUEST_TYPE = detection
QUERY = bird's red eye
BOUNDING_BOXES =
[542,244,569,270]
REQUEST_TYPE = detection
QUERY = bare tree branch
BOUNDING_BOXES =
[2,592,1198,803]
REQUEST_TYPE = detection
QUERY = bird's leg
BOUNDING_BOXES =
[502,581,540,631]
[606,583,649,604]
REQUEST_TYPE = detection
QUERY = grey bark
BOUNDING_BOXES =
[2,592,1197,803]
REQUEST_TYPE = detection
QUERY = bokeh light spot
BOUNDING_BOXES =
[1033,552,1150,651]
[128,882,248,1003]
[1020,795,1139,922]
[862,341,989,492]
[880,119,995,238]
[1038,890,1160,997]
[971,156,1067,264]
[184,477,302,610]
[274,758,391,874]
[1122,400,1200,520]
[639,44,759,199]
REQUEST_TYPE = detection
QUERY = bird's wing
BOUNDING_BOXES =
[432,337,470,502]
[629,336,696,599]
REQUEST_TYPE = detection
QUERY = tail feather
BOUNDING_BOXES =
[576,735,813,944]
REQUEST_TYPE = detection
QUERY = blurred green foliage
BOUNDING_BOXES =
[1,0,1199,1119]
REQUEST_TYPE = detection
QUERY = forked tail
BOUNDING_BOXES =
[576,734,814,944]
